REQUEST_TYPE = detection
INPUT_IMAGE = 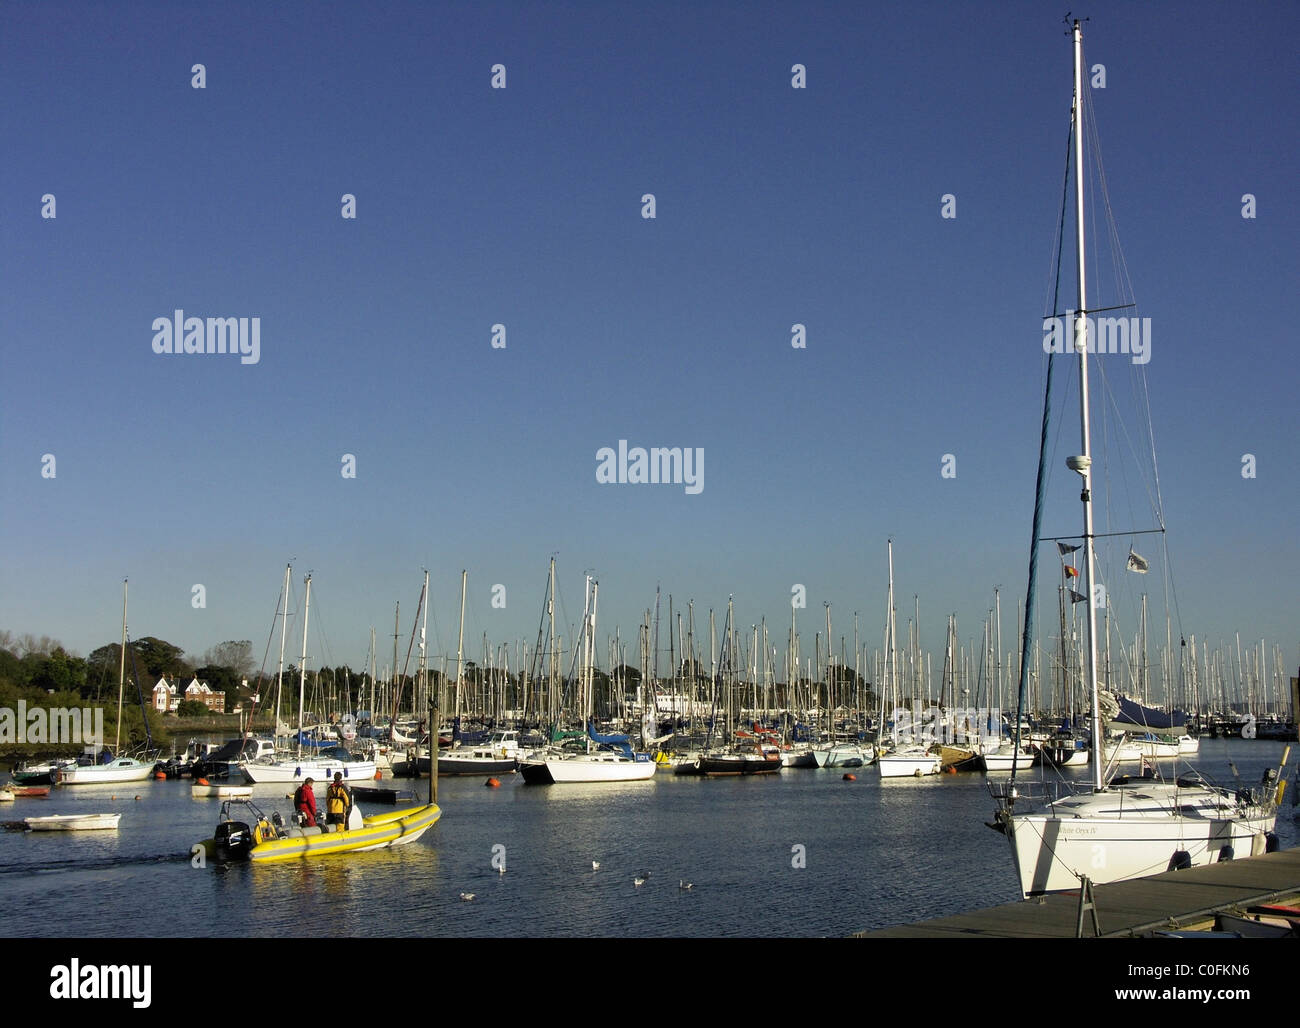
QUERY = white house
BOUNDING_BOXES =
[152,676,226,714]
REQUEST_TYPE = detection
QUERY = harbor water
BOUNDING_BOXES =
[1,738,1292,938]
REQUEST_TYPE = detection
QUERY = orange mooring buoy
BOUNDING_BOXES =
[374,770,382,780]
[197,777,210,786]
[842,773,857,781]
[155,771,167,779]
[944,765,957,775]
[485,777,501,788]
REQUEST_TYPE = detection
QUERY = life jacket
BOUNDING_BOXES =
[327,783,349,815]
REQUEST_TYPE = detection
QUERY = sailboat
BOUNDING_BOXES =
[520,577,657,784]
[241,573,377,785]
[992,20,1281,897]
[59,581,157,786]
[876,541,940,778]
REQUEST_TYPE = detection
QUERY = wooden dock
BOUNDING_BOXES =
[859,848,1300,938]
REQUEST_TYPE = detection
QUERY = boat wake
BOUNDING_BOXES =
[0,851,194,877]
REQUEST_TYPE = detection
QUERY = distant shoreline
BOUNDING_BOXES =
[1,713,276,765]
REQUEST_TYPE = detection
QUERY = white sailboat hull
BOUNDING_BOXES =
[1133,737,1181,758]
[1103,741,1143,763]
[58,759,156,785]
[877,751,941,778]
[812,743,871,768]
[1005,787,1276,896]
[240,758,377,784]
[980,749,1034,773]
[541,754,657,783]
[781,744,818,768]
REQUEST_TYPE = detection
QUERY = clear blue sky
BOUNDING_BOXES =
[2,1,1295,694]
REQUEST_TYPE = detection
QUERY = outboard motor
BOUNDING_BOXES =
[214,820,253,861]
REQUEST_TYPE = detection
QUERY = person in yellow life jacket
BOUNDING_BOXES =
[325,772,353,830]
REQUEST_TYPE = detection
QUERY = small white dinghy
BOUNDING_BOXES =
[191,781,253,799]
[24,813,122,831]
[0,788,14,802]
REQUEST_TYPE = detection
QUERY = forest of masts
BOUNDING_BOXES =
[271,567,1294,731]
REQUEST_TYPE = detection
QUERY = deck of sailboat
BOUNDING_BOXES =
[858,846,1300,938]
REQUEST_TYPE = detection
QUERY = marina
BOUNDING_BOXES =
[0,737,1293,937]
[0,2,1293,989]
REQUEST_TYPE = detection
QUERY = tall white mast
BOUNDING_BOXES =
[274,563,291,744]
[994,587,1003,722]
[589,579,599,728]
[887,540,897,747]
[418,570,429,714]
[455,570,467,722]
[392,602,400,717]
[116,578,128,753]
[1069,19,1104,792]
[548,558,557,717]
[368,626,377,719]
[296,573,312,759]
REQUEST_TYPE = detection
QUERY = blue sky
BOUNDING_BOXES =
[2,1,1295,694]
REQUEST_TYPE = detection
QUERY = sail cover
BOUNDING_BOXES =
[1112,696,1189,733]
[587,720,634,758]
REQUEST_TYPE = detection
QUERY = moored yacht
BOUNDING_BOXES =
[58,750,157,785]
[1000,771,1280,896]
[992,19,1280,898]
[240,573,378,785]
[812,741,870,769]
[877,746,941,778]
[434,729,521,776]
[241,744,377,784]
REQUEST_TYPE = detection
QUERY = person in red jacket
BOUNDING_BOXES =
[293,777,317,827]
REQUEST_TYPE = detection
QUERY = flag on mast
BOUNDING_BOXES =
[1126,549,1149,574]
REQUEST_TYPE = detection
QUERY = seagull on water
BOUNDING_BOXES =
[460,892,475,901]
[679,880,693,890]
[592,860,600,870]
[634,873,650,887]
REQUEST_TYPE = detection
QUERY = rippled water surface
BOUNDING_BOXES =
[1,739,1292,937]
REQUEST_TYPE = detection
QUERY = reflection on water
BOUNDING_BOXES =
[0,739,1291,937]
